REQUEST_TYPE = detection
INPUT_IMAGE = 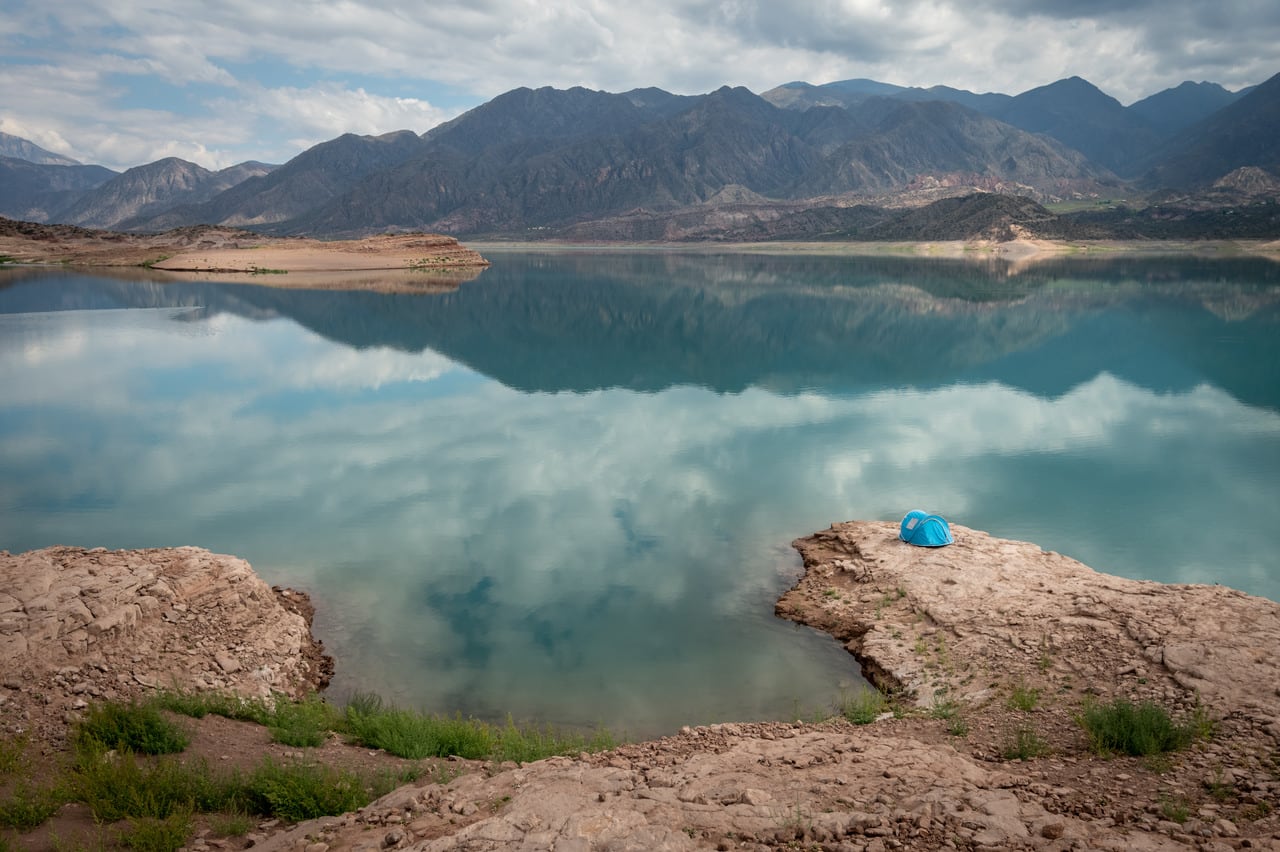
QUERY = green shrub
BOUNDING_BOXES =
[1078,697,1209,756]
[0,781,68,830]
[1160,795,1190,823]
[344,706,494,760]
[930,698,968,737]
[151,690,271,725]
[75,702,189,755]
[340,694,616,762]
[836,689,888,725]
[493,717,617,764]
[0,735,27,776]
[342,694,490,759]
[208,809,255,837]
[118,812,192,852]
[153,690,335,747]
[241,760,369,823]
[266,696,336,748]
[72,749,234,822]
[1002,725,1050,760]
[1007,682,1041,712]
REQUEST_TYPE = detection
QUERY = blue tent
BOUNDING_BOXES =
[899,510,954,547]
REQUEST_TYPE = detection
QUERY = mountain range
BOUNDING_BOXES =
[2,72,1277,241]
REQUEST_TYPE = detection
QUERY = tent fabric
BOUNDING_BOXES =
[899,510,954,547]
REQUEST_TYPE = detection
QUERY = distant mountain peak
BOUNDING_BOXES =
[0,131,81,166]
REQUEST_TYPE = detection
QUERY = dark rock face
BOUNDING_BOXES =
[56,157,276,230]
[1142,71,1280,189]
[7,73,1278,241]
[0,157,117,222]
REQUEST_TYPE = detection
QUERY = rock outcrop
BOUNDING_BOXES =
[0,546,330,743]
[779,522,1280,723]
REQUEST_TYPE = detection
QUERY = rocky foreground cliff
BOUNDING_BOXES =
[3,529,1279,851]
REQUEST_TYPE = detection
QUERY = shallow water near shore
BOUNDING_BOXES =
[2,251,1278,738]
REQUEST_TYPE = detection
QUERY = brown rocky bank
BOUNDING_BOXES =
[0,546,332,748]
[4,527,1280,851]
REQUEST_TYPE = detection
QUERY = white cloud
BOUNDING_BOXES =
[1,1,1276,170]
[224,84,453,150]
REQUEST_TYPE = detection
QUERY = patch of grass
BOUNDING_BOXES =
[248,267,287,275]
[340,694,614,763]
[153,691,334,748]
[72,748,234,822]
[150,689,263,722]
[930,698,968,737]
[1007,681,1041,712]
[342,696,493,760]
[72,743,383,828]
[208,809,255,837]
[1002,725,1050,761]
[0,735,28,776]
[241,760,368,823]
[74,701,189,755]
[934,635,950,670]
[265,695,336,748]
[118,812,192,852]
[1243,800,1272,820]
[0,781,69,830]
[1159,794,1190,824]
[1203,770,1238,802]
[139,255,172,268]
[493,717,617,765]
[1078,697,1211,757]
[837,689,887,725]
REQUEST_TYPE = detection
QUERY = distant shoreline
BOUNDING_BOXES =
[469,236,1280,261]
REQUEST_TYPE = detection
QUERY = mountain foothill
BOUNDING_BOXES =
[2,71,1278,243]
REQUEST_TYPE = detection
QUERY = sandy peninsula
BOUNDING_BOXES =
[0,218,490,292]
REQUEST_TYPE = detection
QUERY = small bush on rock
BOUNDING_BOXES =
[1078,697,1210,756]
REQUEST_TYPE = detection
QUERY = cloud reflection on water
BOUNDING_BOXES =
[1,271,1278,733]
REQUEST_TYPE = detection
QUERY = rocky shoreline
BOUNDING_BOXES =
[0,546,331,749]
[3,530,1280,851]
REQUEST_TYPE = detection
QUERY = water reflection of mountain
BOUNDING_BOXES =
[3,254,1278,409]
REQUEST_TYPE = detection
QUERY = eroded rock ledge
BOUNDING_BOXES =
[0,545,331,744]
[779,521,1280,722]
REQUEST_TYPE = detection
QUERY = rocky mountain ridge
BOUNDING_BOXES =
[2,72,1277,241]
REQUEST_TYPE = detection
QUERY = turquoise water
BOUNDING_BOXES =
[2,252,1278,737]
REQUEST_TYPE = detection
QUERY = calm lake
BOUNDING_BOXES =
[2,250,1278,738]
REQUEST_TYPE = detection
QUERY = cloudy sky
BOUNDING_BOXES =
[1,0,1277,172]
